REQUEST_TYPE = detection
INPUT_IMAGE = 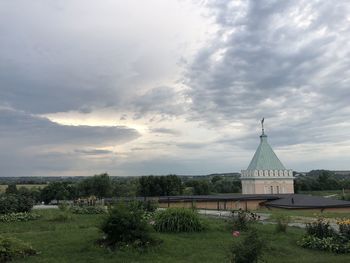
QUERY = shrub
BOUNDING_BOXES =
[154,208,204,233]
[58,202,69,212]
[337,219,350,241]
[305,218,335,239]
[100,203,155,249]
[0,194,34,215]
[125,200,158,213]
[70,206,106,214]
[0,212,41,223]
[229,228,265,263]
[0,236,37,262]
[298,235,350,254]
[143,200,158,213]
[231,209,259,231]
[272,214,290,233]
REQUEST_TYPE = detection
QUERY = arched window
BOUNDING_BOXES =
[270,186,273,194]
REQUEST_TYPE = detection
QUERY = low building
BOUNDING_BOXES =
[157,194,350,212]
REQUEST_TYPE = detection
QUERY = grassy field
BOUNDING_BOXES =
[258,208,350,219]
[0,184,46,193]
[298,190,350,199]
[1,209,350,263]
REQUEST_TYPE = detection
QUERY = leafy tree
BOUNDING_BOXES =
[78,173,112,198]
[40,182,71,204]
[5,183,18,194]
[137,175,183,196]
[185,180,210,195]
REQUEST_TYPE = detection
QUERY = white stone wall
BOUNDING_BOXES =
[241,169,294,194]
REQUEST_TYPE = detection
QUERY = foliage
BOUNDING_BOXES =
[100,203,155,249]
[5,184,17,195]
[305,218,335,239]
[294,170,350,192]
[138,175,183,197]
[229,228,265,263]
[127,200,158,213]
[341,193,350,201]
[272,214,290,233]
[298,235,350,254]
[231,209,259,231]
[40,182,77,204]
[211,178,241,194]
[78,173,112,198]
[298,217,350,254]
[70,206,106,215]
[337,219,350,241]
[0,236,37,262]
[154,208,204,233]
[185,180,210,195]
[0,212,40,223]
[17,187,41,203]
[0,194,34,214]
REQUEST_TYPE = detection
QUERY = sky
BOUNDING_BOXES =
[1,0,350,177]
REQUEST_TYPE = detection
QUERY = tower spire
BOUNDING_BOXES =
[261,117,265,135]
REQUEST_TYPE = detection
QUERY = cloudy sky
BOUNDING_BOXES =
[1,0,350,177]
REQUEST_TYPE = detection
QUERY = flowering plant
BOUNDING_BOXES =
[337,219,350,241]
[232,231,240,237]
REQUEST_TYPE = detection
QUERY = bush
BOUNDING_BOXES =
[298,235,350,254]
[70,206,106,214]
[231,209,259,231]
[298,218,350,254]
[0,194,34,215]
[337,219,350,241]
[0,212,41,223]
[305,218,335,239]
[230,228,265,263]
[0,236,37,262]
[100,203,155,249]
[272,214,290,233]
[126,200,158,213]
[154,208,204,233]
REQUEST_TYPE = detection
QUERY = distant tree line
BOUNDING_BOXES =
[294,170,350,192]
[1,173,244,204]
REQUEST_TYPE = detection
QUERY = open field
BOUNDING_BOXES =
[299,190,348,199]
[258,207,350,219]
[1,209,350,263]
[0,184,46,193]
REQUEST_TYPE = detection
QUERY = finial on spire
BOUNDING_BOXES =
[261,117,265,135]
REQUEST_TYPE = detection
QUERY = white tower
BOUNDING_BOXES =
[241,119,294,194]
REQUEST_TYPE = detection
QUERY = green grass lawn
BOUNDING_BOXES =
[1,209,350,263]
[257,208,350,220]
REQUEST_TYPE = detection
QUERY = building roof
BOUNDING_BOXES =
[246,134,286,171]
[157,194,350,209]
[158,194,279,202]
[264,194,350,209]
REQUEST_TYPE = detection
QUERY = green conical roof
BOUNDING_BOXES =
[246,134,286,171]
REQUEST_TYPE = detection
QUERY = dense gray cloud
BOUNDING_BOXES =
[1,0,350,176]
[186,0,350,146]
[0,0,195,116]
[0,108,139,146]
[0,108,139,176]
